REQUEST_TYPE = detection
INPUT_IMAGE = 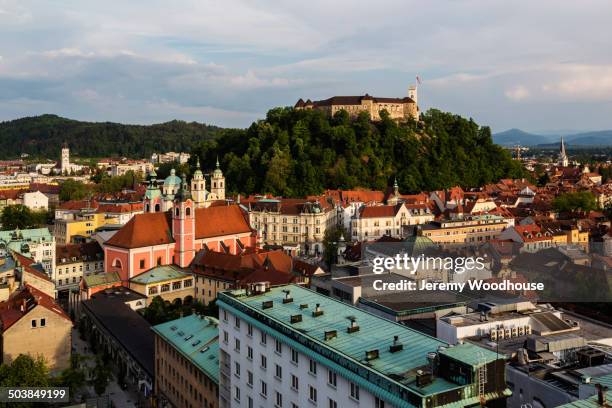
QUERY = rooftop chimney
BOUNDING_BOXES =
[282,289,293,304]
[596,383,608,406]
[312,303,323,317]
[347,316,360,333]
[390,335,403,353]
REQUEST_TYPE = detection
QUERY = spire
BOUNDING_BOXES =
[176,173,192,201]
[560,136,566,156]
[559,137,569,167]
[393,177,399,196]
[216,156,220,169]
[196,156,201,169]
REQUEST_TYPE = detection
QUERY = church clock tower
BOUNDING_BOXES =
[172,174,196,268]
[191,157,206,207]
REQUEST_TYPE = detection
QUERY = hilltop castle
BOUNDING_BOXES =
[295,84,419,121]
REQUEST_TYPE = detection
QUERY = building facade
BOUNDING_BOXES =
[295,85,419,122]
[152,314,219,408]
[218,284,510,408]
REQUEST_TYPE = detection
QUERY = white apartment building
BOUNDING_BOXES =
[218,284,510,408]
[351,203,433,241]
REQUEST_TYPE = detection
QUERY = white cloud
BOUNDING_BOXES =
[505,85,530,101]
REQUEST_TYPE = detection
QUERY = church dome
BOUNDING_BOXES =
[163,169,182,187]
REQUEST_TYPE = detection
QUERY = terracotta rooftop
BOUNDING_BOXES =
[0,285,70,331]
[105,204,253,249]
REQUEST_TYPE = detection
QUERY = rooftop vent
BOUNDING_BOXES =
[192,340,201,347]
[365,349,379,361]
[170,326,178,331]
[324,330,337,341]
[299,304,308,309]
[290,314,302,324]
[262,300,273,309]
[312,303,323,317]
[184,335,193,341]
[347,316,360,333]
[282,289,293,304]
[389,335,403,353]
[416,370,434,387]
[177,331,184,336]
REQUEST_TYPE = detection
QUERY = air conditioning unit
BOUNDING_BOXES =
[518,326,525,336]
[511,327,518,337]
[497,329,505,340]
[525,325,532,335]
[490,329,497,340]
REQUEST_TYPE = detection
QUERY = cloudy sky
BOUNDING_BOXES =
[1,0,612,132]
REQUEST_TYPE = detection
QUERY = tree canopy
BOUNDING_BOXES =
[190,108,526,197]
[0,205,50,230]
[553,191,598,213]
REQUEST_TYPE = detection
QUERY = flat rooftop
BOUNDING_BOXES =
[219,285,504,403]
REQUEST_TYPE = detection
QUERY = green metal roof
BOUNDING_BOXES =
[0,228,53,253]
[84,271,121,287]
[557,391,612,407]
[129,265,190,285]
[438,342,504,368]
[220,285,507,403]
[152,314,220,383]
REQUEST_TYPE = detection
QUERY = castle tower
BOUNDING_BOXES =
[408,85,418,105]
[61,143,70,174]
[210,157,226,200]
[388,178,401,205]
[191,157,206,207]
[559,137,569,167]
[172,174,195,268]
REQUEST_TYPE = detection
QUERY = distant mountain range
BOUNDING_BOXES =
[493,128,612,147]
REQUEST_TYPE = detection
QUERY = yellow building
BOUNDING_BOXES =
[128,265,194,306]
[53,211,116,245]
[295,86,419,122]
[420,215,509,247]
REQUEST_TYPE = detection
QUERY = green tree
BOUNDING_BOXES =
[553,191,598,213]
[322,226,348,267]
[60,354,88,399]
[59,179,89,201]
[91,355,113,396]
[0,354,49,387]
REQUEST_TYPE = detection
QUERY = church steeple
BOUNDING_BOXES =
[559,137,569,167]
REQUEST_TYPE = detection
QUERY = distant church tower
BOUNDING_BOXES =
[191,157,206,207]
[559,137,569,167]
[61,143,70,174]
[210,157,226,200]
[172,175,196,268]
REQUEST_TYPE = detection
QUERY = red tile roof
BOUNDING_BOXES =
[106,204,253,249]
[0,285,70,330]
[359,204,403,218]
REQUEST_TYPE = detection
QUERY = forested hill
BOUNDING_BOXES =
[193,108,526,197]
[0,114,224,158]
[2,109,525,197]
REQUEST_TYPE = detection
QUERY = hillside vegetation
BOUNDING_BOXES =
[0,114,223,158]
[194,108,525,197]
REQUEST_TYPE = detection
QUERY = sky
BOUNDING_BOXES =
[1,0,612,132]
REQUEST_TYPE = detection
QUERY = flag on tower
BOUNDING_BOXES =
[416,75,422,85]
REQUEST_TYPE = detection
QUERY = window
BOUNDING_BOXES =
[139,259,145,268]
[31,319,37,328]
[223,331,228,344]
[350,382,360,400]
[40,318,46,327]
[261,332,267,345]
[291,348,299,365]
[235,316,240,329]
[186,207,191,216]
[247,346,253,360]
[247,370,253,387]
[291,374,299,391]
[275,339,282,354]
[148,286,158,295]
[234,386,240,402]
[172,281,181,290]
[309,359,317,375]
[234,362,240,377]
[375,397,385,408]
[235,338,240,352]
[274,391,283,407]
[261,355,267,369]
[327,370,336,387]
[309,386,317,403]
[157,256,162,266]
[260,380,267,397]
[328,399,338,408]
[161,283,170,292]
[248,396,253,408]
[275,364,282,379]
